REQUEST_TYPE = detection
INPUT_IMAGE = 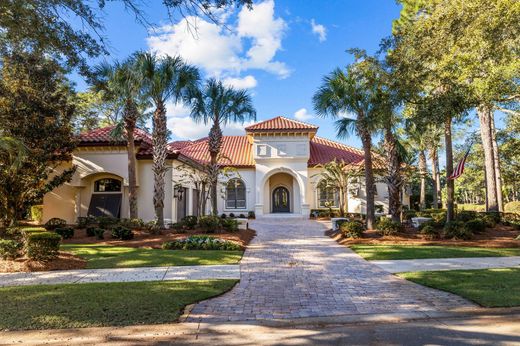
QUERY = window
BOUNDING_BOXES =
[226,179,246,209]
[317,181,339,208]
[94,178,121,192]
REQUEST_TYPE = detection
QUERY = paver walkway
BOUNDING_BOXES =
[0,265,239,287]
[372,256,520,273]
[187,218,475,322]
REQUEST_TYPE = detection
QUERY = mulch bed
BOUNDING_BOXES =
[327,224,520,248]
[0,252,87,273]
[61,227,257,249]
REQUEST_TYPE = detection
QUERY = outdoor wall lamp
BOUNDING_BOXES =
[173,184,184,201]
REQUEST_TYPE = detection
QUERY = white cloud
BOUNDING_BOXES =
[147,0,290,82]
[294,108,314,121]
[310,19,327,42]
[222,75,257,89]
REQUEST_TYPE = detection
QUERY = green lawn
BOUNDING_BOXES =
[399,268,520,307]
[0,279,237,330]
[62,244,243,269]
[350,245,520,261]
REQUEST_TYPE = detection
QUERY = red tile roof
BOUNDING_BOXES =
[309,136,364,167]
[245,116,318,132]
[179,136,254,168]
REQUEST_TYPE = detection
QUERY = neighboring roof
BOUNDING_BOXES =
[169,140,193,150]
[245,116,318,133]
[308,136,365,167]
[179,136,254,168]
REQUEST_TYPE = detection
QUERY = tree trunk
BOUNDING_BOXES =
[490,112,504,212]
[359,128,375,230]
[208,119,223,215]
[478,104,499,212]
[384,127,402,222]
[418,149,427,210]
[124,100,139,219]
[429,146,441,209]
[434,149,441,208]
[152,101,168,228]
[445,117,455,222]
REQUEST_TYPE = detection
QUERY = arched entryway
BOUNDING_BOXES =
[272,186,290,213]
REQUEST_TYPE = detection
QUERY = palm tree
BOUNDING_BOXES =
[313,56,386,230]
[92,58,144,219]
[137,52,200,228]
[0,136,27,170]
[190,78,256,215]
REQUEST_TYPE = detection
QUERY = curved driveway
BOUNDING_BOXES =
[188,217,474,322]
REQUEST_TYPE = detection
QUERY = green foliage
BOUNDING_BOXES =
[111,226,134,240]
[403,210,417,220]
[96,216,119,230]
[339,220,365,238]
[77,216,97,228]
[181,216,198,230]
[119,218,145,229]
[30,205,43,223]
[376,218,403,236]
[464,219,486,234]
[444,221,473,240]
[420,225,441,240]
[44,218,67,231]
[198,215,221,233]
[0,239,22,260]
[86,227,105,239]
[480,212,501,228]
[505,202,520,214]
[456,211,478,223]
[220,213,227,219]
[54,227,74,239]
[25,232,61,261]
[162,235,241,251]
[221,219,239,232]
[144,220,160,233]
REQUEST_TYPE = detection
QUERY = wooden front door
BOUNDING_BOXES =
[272,186,290,213]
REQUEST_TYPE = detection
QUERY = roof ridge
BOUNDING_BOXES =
[245,115,318,131]
[313,136,364,153]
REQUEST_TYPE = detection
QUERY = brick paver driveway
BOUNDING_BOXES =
[188,217,474,322]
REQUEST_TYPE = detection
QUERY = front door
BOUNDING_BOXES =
[272,187,290,213]
[176,187,188,220]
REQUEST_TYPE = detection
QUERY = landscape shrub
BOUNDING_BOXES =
[86,227,105,239]
[464,219,486,234]
[77,216,97,228]
[248,211,256,219]
[239,213,246,218]
[220,213,227,219]
[505,201,520,214]
[162,235,241,251]
[54,227,75,239]
[456,211,478,222]
[181,216,198,230]
[480,212,500,228]
[168,222,187,233]
[111,226,134,240]
[198,216,221,233]
[376,218,403,236]
[6,226,45,240]
[339,220,364,238]
[403,210,417,220]
[0,239,22,260]
[120,218,145,229]
[221,218,239,232]
[96,216,119,230]
[30,205,43,223]
[430,211,447,225]
[25,232,61,261]
[420,225,441,240]
[44,218,66,230]
[444,221,473,240]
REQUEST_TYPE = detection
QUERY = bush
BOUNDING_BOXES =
[444,221,472,240]
[168,222,187,233]
[181,216,198,230]
[86,227,105,239]
[30,205,43,223]
[111,226,134,240]
[0,239,22,260]
[120,218,145,229]
[456,211,478,222]
[221,218,239,232]
[26,232,61,261]
[162,235,241,251]
[144,220,160,233]
[96,216,119,229]
[403,210,417,220]
[239,213,246,218]
[464,219,486,234]
[77,216,97,228]
[229,213,235,218]
[376,218,403,236]
[420,225,441,240]
[199,216,221,233]
[44,218,66,231]
[54,227,74,239]
[339,221,364,238]
[6,226,46,240]
[248,211,256,219]
[505,201,520,214]
[480,213,499,228]
[220,213,227,219]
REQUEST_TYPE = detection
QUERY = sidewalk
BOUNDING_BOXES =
[0,264,240,287]
[372,256,520,273]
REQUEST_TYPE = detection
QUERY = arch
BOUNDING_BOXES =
[260,167,306,201]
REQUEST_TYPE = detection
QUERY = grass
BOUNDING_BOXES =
[0,279,237,330]
[350,245,520,261]
[399,268,520,307]
[62,244,243,269]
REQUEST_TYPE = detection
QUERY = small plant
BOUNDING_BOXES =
[456,210,478,222]
[77,216,97,228]
[181,216,198,230]
[162,235,241,251]
[376,218,403,236]
[403,210,417,220]
[198,215,221,233]
[143,220,160,233]
[0,239,22,260]
[119,218,145,229]
[339,221,364,238]
[229,213,235,218]
[248,211,256,219]
[26,232,61,261]
[221,218,239,232]
[111,226,134,240]
[239,213,246,218]
[30,205,43,223]
[420,225,441,240]
[44,218,66,231]
[54,227,75,239]
[221,213,227,219]
[96,216,119,230]
[86,227,105,239]
[464,219,486,234]
[444,221,472,240]
[480,212,501,227]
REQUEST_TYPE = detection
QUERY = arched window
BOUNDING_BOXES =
[94,178,121,192]
[317,180,339,208]
[226,179,246,209]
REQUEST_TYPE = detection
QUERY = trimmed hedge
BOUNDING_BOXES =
[339,220,364,238]
[44,218,66,231]
[55,227,75,239]
[221,219,239,232]
[376,218,403,236]
[162,235,241,251]
[0,239,22,260]
[181,216,198,230]
[111,226,134,240]
[199,216,221,233]
[26,232,61,261]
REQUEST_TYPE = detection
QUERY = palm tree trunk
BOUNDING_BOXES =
[359,128,375,230]
[208,119,223,215]
[418,149,427,210]
[478,104,499,212]
[384,127,402,222]
[490,112,504,212]
[152,101,168,228]
[430,147,439,209]
[124,100,139,219]
[445,117,455,221]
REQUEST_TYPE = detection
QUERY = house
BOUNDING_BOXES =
[42,116,410,223]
